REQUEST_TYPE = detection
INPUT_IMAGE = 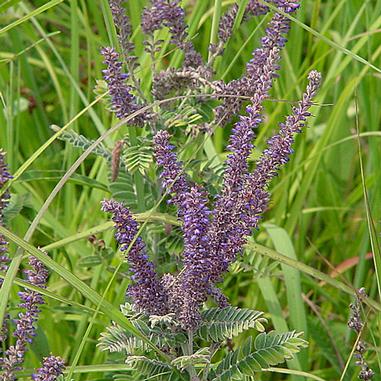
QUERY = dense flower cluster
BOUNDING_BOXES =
[32,355,65,381]
[207,71,321,280]
[206,48,282,281]
[102,0,322,331]
[101,199,167,315]
[0,257,48,381]
[104,71,321,329]
[153,130,190,214]
[179,186,212,327]
[101,47,149,126]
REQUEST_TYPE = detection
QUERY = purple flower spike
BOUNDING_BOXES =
[108,0,134,57]
[219,71,321,274]
[272,0,300,13]
[246,70,321,203]
[216,4,239,48]
[208,47,281,280]
[101,47,149,126]
[101,199,168,315]
[153,131,190,216]
[217,1,269,48]
[142,0,202,67]
[0,256,48,381]
[179,186,211,329]
[0,150,12,288]
[215,1,300,126]
[32,355,65,381]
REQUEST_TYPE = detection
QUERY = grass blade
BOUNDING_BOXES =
[0,225,169,360]
[0,0,64,36]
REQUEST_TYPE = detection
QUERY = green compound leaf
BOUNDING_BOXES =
[197,307,267,342]
[50,125,111,161]
[99,315,186,355]
[211,331,308,381]
[124,143,153,175]
[125,356,177,381]
[98,322,146,354]
[171,348,210,371]
[108,170,137,206]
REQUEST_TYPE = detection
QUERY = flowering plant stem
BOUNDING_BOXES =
[186,330,199,380]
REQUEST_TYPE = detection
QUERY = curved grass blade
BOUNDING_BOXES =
[0,272,98,314]
[40,217,381,313]
[247,239,381,312]
[43,211,179,251]
[265,224,308,368]
[0,225,169,361]
[263,367,327,381]
[0,0,64,36]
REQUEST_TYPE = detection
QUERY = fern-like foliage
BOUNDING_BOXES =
[210,331,308,381]
[50,125,111,161]
[171,348,210,371]
[196,307,267,342]
[125,356,176,381]
[232,248,280,279]
[108,170,138,207]
[98,307,187,355]
[98,322,146,354]
[162,104,204,133]
[123,137,153,175]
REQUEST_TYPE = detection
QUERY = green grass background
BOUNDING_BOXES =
[0,0,381,380]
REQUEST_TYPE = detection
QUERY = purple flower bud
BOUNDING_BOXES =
[32,355,65,381]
